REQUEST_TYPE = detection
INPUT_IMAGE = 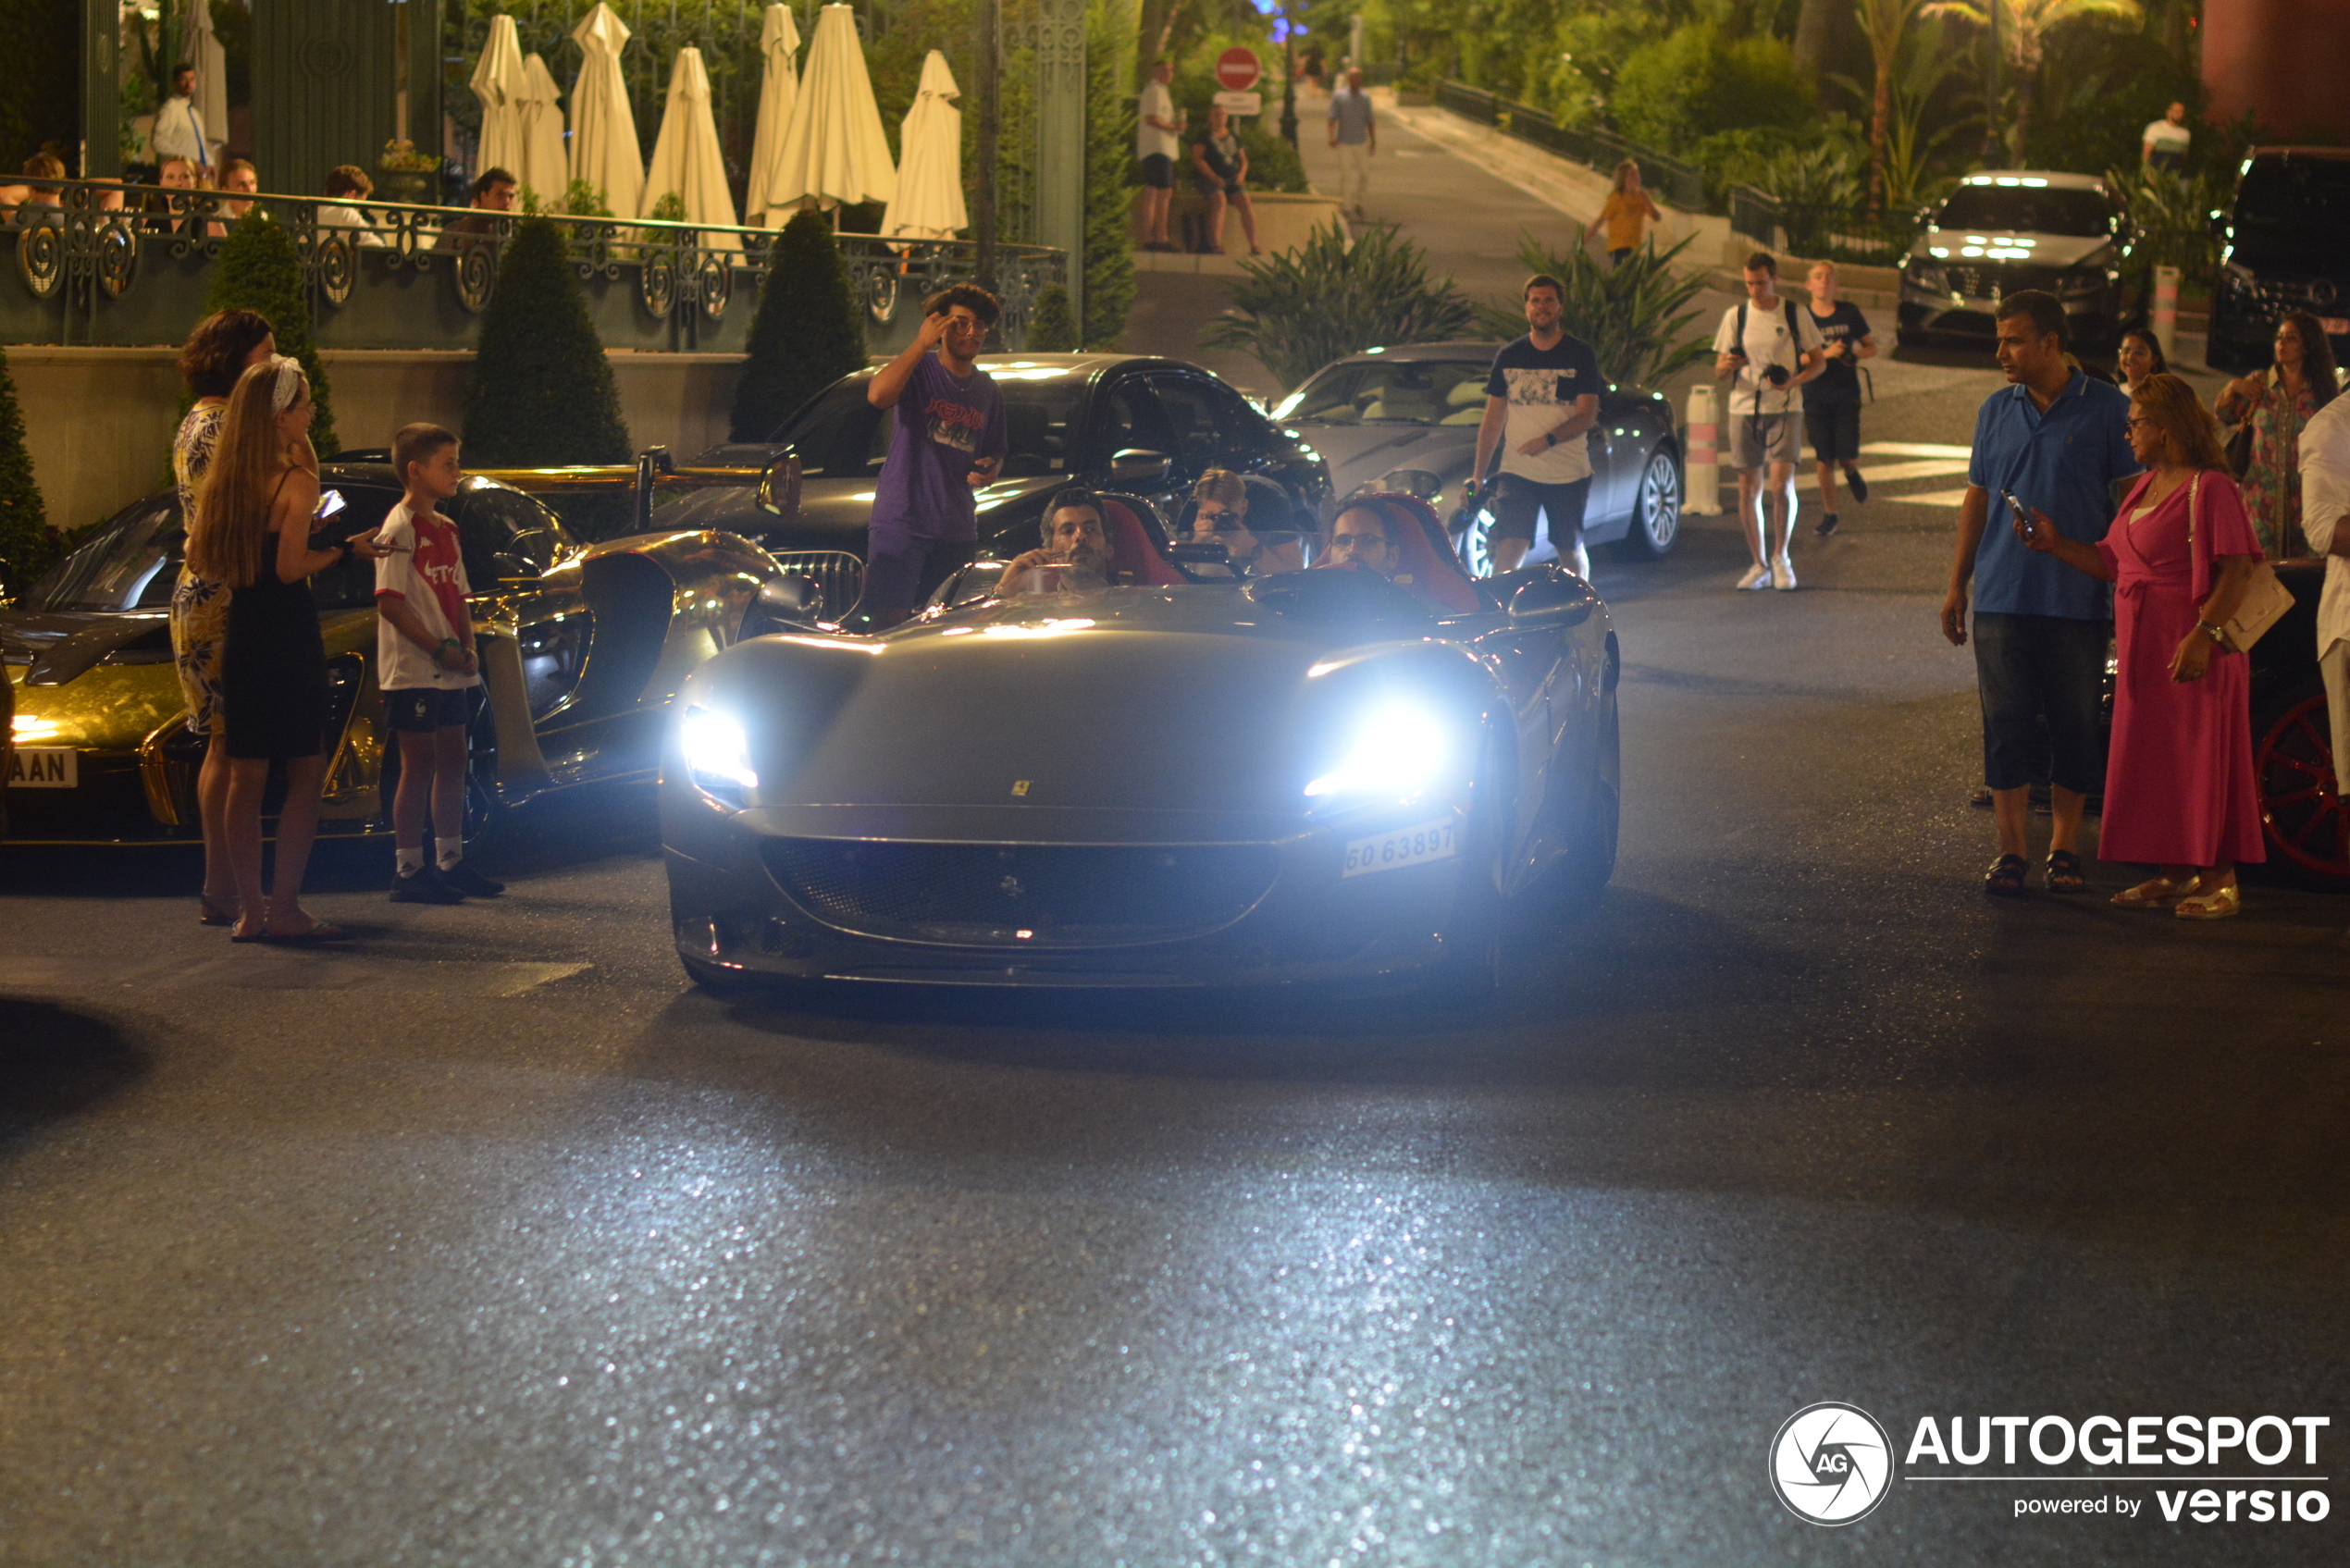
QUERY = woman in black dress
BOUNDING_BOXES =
[186,356,388,943]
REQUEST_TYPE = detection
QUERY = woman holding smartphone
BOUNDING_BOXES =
[2010,373,2265,919]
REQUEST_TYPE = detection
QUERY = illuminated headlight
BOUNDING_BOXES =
[1305,702,1456,804]
[678,706,757,809]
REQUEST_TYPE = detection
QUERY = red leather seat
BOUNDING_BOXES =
[1342,494,1482,613]
[1099,495,1187,586]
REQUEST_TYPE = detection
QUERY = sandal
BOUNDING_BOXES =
[2111,873,2198,908]
[199,895,239,927]
[2044,849,2088,895]
[2174,883,2241,920]
[261,921,352,945]
[1983,854,2028,897]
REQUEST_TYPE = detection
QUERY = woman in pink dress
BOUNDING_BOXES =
[2012,373,2265,919]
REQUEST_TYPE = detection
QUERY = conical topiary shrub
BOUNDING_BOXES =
[0,344,50,590]
[1080,0,1136,351]
[730,207,865,443]
[463,216,632,466]
[204,210,337,454]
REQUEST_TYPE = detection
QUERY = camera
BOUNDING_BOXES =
[1762,363,1791,389]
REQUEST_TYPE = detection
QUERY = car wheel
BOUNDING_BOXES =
[1555,683,1621,903]
[2254,673,2350,888]
[464,700,506,850]
[1612,446,1681,561]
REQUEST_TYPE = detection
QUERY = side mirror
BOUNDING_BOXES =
[756,573,823,623]
[927,560,1008,610]
[632,446,674,534]
[1110,448,1171,487]
[1507,570,1594,629]
[758,451,802,519]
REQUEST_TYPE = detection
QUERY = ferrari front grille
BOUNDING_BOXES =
[761,839,1281,948]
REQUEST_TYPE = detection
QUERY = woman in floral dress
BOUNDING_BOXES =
[2216,310,2341,562]
[167,308,284,925]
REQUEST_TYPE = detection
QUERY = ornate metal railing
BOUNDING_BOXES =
[2,179,1066,355]
[1727,185,1914,267]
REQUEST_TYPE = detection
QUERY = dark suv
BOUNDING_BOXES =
[2208,148,2350,374]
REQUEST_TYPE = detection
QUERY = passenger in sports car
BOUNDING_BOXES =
[998,488,1113,594]
[1189,468,1304,575]
[1319,505,1400,578]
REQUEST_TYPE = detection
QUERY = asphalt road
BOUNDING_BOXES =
[4,348,2344,1565]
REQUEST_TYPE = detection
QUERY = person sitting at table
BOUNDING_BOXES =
[317,165,388,247]
[433,167,518,253]
[0,152,66,219]
[206,157,260,237]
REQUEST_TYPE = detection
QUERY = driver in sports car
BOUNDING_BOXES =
[1317,504,1401,578]
[996,488,1114,594]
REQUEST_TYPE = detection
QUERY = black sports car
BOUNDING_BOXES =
[637,352,1333,558]
[2206,148,2350,375]
[660,492,1620,994]
[1272,341,1684,574]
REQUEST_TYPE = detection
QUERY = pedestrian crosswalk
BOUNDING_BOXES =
[1772,442,1977,509]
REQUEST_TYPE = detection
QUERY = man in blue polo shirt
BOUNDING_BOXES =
[1940,290,2138,896]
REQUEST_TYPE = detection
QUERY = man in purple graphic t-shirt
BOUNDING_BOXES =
[859,284,1008,628]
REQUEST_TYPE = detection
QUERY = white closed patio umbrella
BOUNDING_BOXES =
[182,0,229,171]
[882,51,966,240]
[640,45,741,250]
[743,5,802,228]
[470,14,528,186]
[515,53,570,208]
[567,1,644,218]
[766,3,897,216]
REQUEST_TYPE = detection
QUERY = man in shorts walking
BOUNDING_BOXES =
[1713,252,1824,589]
[1801,261,1875,537]
[1327,67,1376,217]
[1468,274,1603,577]
[1135,58,1181,251]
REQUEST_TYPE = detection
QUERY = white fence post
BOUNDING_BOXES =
[1684,382,1722,515]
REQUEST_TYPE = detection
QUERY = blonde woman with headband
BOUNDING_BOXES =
[188,356,390,944]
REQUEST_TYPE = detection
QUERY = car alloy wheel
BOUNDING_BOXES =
[1617,448,1681,560]
[2255,683,2350,884]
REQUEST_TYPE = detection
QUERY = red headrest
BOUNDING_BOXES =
[1343,494,1482,613]
[1099,497,1187,586]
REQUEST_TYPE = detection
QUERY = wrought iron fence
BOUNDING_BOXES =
[1432,82,1705,213]
[1,179,1065,354]
[1726,185,1915,267]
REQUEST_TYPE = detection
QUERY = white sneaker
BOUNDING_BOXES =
[1737,563,1770,590]
[1772,555,1797,591]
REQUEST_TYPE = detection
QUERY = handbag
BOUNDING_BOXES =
[2187,471,2293,654]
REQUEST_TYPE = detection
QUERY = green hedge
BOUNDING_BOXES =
[730,209,866,444]
[204,213,338,455]
[462,217,632,466]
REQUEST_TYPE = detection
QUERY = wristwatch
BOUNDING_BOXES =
[2196,620,2226,641]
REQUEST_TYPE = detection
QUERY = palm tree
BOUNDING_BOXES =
[1923,0,2143,162]
[1855,0,1931,211]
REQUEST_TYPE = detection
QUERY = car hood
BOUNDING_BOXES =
[1284,423,1477,492]
[686,584,1490,826]
[1913,228,2110,268]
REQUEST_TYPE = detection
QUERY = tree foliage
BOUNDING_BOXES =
[463,216,632,466]
[1203,223,1478,389]
[204,212,338,455]
[1610,24,1815,158]
[730,209,866,444]
[0,0,78,169]
[1476,233,1712,389]
[0,344,49,590]
[1028,285,1079,352]
[1082,0,1137,350]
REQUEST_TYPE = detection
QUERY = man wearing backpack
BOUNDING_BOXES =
[1713,253,1825,590]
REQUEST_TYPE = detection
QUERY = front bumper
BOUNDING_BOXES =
[1899,286,2117,343]
[661,795,1489,990]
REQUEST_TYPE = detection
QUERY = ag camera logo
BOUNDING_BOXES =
[1772,1402,1894,1525]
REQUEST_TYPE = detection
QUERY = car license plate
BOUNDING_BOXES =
[2323,317,2350,338]
[1342,817,1457,879]
[6,747,77,787]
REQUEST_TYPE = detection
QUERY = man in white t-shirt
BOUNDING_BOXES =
[2297,394,2350,793]
[1136,59,1182,252]
[1713,251,1824,590]
[2141,102,2191,172]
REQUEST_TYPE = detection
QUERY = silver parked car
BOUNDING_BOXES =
[1271,340,1684,575]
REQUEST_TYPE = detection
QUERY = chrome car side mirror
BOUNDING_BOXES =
[1110,448,1171,487]
[757,574,823,623]
[758,451,803,519]
[1507,570,1594,629]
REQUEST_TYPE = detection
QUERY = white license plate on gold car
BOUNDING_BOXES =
[6,747,77,787]
[1342,817,1457,878]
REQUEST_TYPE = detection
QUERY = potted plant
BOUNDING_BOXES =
[376,140,442,207]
